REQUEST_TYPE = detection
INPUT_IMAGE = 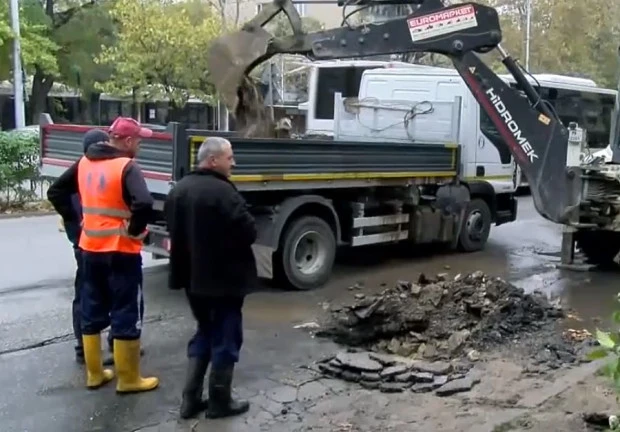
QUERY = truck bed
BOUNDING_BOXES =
[40,121,460,202]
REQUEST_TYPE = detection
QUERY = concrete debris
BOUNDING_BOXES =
[310,271,596,394]
[434,374,481,396]
[316,271,591,367]
[318,350,477,395]
[293,322,320,330]
[334,352,383,372]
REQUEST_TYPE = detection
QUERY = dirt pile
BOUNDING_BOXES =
[233,76,276,138]
[316,271,590,368]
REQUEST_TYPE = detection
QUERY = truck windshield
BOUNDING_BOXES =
[314,66,382,119]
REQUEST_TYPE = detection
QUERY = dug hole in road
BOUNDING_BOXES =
[0,196,618,432]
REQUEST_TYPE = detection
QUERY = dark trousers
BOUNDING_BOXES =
[81,251,144,340]
[73,247,114,353]
[72,246,84,352]
[186,294,244,368]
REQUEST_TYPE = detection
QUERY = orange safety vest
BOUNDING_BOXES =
[77,156,145,254]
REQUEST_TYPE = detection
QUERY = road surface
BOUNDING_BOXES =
[0,196,615,432]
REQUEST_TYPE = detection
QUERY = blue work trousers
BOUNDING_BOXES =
[186,295,244,368]
[81,251,144,340]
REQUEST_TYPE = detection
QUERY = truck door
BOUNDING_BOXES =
[475,106,518,192]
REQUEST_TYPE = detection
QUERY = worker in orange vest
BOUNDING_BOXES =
[47,117,158,393]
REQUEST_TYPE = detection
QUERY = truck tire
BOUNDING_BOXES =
[576,230,620,267]
[457,198,492,252]
[277,216,337,291]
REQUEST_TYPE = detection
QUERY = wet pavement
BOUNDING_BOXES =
[0,196,617,432]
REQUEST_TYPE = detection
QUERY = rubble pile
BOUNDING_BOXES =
[317,351,480,395]
[316,271,586,366]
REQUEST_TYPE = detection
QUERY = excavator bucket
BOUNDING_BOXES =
[206,0,305,114]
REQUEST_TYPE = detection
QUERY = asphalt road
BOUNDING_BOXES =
[0,196,615,432]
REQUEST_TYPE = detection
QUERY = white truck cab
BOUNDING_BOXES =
[298,61,519,195]
[298,59,419,136]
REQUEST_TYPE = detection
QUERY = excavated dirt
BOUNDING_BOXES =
[231,75,279,138]
[316,271,594,369]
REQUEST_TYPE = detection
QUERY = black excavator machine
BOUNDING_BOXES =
[207,0,620,267]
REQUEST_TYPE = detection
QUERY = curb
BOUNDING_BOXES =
[474,358,607,431]
[0,210,55,220]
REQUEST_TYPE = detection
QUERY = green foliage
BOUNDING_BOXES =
[588,293,620,432]
[267,14,325,38]
[53,1,116,94]
[0,0,59,80]
[0,130,40,210]
[95,0,222,106]
[478,0,620,88]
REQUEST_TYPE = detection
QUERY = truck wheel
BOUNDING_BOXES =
[278,216,337,291]
[457,198,492,252]
[576,231,620,267]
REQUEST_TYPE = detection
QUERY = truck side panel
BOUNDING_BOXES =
[183,134,458,177]
[40,123,459,187]
[40,124,175,196]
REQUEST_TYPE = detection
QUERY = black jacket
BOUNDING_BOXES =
[47,144,154,237]
[165,168,257,297]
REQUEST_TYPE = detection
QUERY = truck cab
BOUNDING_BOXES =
[298,59,418,136]
[298,61,519,200]
[297,63,519,231]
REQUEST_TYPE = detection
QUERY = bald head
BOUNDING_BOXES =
[197,137,235,177]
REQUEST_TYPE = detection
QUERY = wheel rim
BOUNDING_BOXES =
[292,230,328,276]
[466,210,484,241]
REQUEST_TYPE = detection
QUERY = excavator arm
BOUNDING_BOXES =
[206,0,575,224]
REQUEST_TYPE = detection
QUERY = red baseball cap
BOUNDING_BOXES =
[109,117,153,139]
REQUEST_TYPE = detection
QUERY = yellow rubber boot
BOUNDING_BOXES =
[114,339,159,393]
[82,334,115,389]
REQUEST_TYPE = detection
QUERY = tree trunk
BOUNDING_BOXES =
[29,66,54,125]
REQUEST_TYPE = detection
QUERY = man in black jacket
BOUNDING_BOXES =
[165,136,257,419]
[59,129,110,365]
[47,118,157,392]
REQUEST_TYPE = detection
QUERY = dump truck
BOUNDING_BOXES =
[41,85,516,290]
[41,0,620,290]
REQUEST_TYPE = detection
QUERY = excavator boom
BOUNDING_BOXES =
[206,0,576,225]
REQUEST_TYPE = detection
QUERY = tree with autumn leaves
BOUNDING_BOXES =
[95,0,221,106]
[0,0,223,122]
[479,0,620,87]
[2,0,620,125]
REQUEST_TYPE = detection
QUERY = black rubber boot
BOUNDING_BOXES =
[75,346,85,365]
[205,366,249,419]
[180,357,210,419]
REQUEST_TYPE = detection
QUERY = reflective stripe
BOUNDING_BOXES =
[82,206,132,218]
[83,227,147,240]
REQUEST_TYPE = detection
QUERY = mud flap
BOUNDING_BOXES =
[252,244,274,279]
[435,184,471,249]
